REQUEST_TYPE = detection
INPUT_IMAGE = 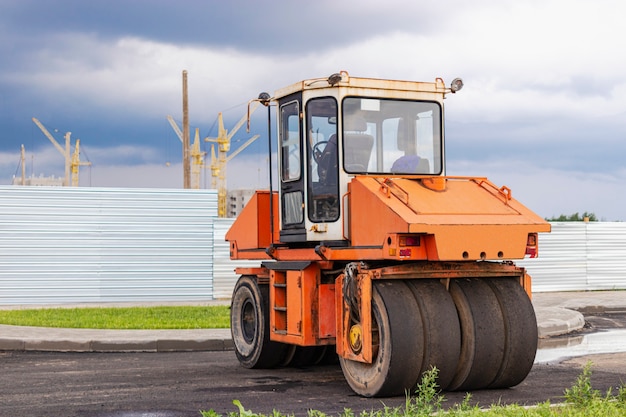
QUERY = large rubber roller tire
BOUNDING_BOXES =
[406,280,461,390]
[230,275,288,369]
[485,278,538,388]
[448,279,506,391]
[339,280,424,397]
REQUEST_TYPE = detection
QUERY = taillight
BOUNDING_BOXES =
[399,235,420,247]
[525,233,538,258]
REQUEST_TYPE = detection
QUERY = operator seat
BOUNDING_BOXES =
[343,117,373,172]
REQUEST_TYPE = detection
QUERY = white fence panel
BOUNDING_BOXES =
[0,186,217,304]
[521,222,626,292]
[519,223,588,292]
[587,222,626,290]
[212,218,261,300]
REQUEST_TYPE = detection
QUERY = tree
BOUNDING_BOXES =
[545,212,598,222]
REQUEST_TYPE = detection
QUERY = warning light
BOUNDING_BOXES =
[399,235,420,247]
[525,233,538,258]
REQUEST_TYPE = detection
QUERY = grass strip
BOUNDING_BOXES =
[0,305,230,329]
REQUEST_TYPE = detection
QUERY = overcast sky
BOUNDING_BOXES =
[1,0,625,220]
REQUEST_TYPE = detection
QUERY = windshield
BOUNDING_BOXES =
[342,97,442,175]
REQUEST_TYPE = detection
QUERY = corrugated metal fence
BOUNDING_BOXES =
[212,218,259,299]
[518,222,626,292]
[0,186,625,305]
[0,186,218,304]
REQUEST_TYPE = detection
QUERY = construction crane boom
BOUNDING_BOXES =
[32,117,65,155]
[167,115,183,142]
[226,101,260,141]
[226,134,260,163]
[32,117,71,186]
[32,117,90,187]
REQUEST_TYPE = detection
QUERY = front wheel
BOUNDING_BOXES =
[230,275,287,368]
[339,281,424,397]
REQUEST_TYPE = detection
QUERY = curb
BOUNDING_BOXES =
[0,302,600,352]
[0,325,234,353]
[0,306,591,353]
[535,307,585,338]
[0,338,235,353]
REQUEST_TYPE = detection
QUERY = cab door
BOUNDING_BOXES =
[305,97,339,225]
[278,93,306,242]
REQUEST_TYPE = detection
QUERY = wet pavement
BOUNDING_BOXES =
[536,309,626,364]
[531,291,626,365]
[536,329,626,363]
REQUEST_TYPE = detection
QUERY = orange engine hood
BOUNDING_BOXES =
[348,176,551,261]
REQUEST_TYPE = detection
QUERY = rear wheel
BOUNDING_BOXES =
[448,279,505,391]
[485,278,538,388]
[407,280,461,390]
[230,275,287,369]
[339,281,424,397]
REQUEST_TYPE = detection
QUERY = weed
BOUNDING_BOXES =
[200,410,221,417]
[564,361,600,407]
[339,408,354,417]
[233,399,258,417]
[447,393,477,415]
[403,366,444,416]
[618,383,626,404]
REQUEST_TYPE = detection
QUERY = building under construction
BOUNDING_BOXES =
[226,189,255,218]
[11,174,63,186]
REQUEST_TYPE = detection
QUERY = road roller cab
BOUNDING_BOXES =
[226,72,551,397]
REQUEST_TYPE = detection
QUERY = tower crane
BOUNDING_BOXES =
[190,128,206,190]
[205,101,260,217]
[166,117,206,190]
[31,117,91,187]
[167,102,261,216]
[70,139,91,186]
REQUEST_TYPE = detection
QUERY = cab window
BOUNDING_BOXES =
[342,98,442,175]
[280,101,301,181]
[306,97,339,222]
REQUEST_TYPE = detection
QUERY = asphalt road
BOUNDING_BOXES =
[2,314,626,417]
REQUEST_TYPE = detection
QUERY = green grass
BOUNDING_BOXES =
[0,305,231,329]
[201,363,626,417]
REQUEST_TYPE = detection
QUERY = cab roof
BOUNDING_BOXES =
[272,71,452,101]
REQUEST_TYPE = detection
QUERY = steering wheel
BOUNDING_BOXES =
[312,141,329,163]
